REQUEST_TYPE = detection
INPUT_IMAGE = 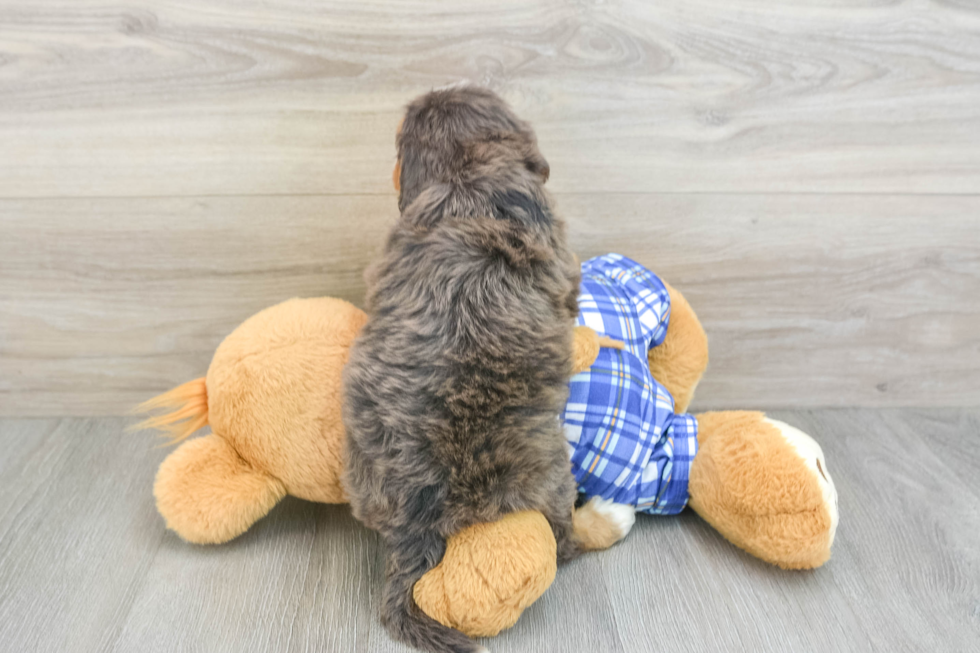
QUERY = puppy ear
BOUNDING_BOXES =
[465,132,550,183]
[523,146,550,183]
[459,217,553,269]
[397,147,427,212]
[400,182,453,231]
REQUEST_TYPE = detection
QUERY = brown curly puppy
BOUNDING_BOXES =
[342,87,583,653]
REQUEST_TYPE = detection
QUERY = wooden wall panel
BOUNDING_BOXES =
[2,0,979,414]
[2,194,977,415]
[1,1,979,197]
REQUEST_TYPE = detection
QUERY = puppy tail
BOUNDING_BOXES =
[128,377,209,445]
[382,532,485,653]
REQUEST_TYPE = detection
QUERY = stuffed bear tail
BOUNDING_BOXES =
[129,377,209,444]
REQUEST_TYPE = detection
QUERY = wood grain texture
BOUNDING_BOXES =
[2,0,979,413]
[567,193,980,410]
[1,0,979,197]
[1,411,978,652]
[2,193,978,415]
[0,418,165,652]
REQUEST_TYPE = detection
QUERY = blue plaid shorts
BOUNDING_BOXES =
[561,254,699,515]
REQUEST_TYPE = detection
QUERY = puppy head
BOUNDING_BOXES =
[394,86,549,211]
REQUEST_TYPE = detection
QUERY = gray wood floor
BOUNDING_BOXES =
[1,410,977,652]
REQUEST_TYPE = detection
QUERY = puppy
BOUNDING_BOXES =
[343,87,617,653]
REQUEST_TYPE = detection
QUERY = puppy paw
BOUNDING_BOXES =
[573,496,635,551]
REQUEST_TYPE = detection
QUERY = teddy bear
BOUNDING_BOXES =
[135,254,838,638]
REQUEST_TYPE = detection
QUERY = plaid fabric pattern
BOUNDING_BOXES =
[562,254,699,515]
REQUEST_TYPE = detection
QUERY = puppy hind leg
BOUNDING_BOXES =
[540,472,586,564]
[550,512,584,564]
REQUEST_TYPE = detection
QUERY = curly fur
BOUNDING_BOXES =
[342,87,581,653]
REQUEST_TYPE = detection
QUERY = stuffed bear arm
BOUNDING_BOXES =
[571,326,624,375]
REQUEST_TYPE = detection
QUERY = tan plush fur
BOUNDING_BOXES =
[571,325,624,375]
[139,281,835,639]
[155,434,287,544]
[413,511,557,638]
[130,377,209,444]
[149,297,366,546]
[689,411,833,570]
[572,499,629,551]
[141,296,566,637]
[647,282,709,414]
[206,296,365,505]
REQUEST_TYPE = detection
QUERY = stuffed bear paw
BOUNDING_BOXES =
[689,411,839,569]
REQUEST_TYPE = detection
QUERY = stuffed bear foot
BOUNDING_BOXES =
[414,511,557,638]
[154,433,287,544]
[688,411,839,569]
[573,496,636,551]
[762,417,839,548]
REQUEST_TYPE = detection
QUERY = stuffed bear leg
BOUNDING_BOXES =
[688,411,839,569]
[646,282,708,414]
[414,511,557,638]
[154,433,287,544]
